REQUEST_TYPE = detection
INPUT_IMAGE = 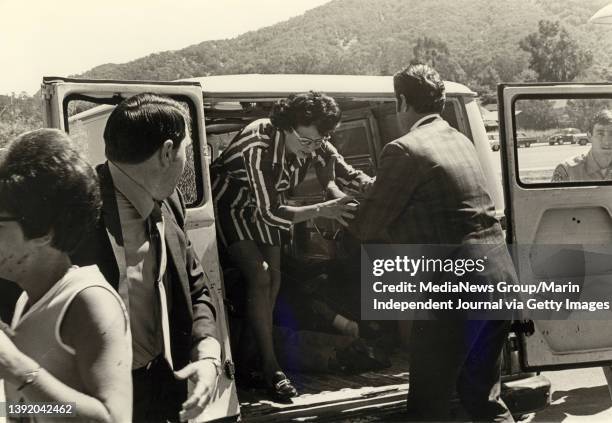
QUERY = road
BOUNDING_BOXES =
[348,368,612,422]
[525,368,612,422]
[490,142,591,185]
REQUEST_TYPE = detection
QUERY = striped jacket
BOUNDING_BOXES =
[211,118,368,246]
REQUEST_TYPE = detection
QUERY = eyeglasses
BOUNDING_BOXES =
[291,128,329,148]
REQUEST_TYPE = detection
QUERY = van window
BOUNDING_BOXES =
[373,97,465,147]
[290,116,375,199]
[511,96,612,186]
[65,96,204,207]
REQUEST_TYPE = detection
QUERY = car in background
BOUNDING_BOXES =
[517,131,535,148]
[548,127,590,145]
[491,131,533,149]
[488,132,500,151]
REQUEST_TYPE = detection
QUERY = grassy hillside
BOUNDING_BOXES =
[3,0,611,142]
[76,0,612,86]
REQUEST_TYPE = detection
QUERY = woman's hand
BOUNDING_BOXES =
[0,327,37,385]
[317,196,359,226]
[0,320,15,337]
[359,177,376,196]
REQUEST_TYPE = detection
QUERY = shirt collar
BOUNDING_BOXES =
[108,161,155,219]
[410,113,441,132]
[585,150,612,177]
[275,128,310,169]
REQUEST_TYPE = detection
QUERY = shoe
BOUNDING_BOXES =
[267,371,298,403]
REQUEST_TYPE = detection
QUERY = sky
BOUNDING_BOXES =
[0,0,333,95]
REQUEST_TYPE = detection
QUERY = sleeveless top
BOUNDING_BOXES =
[5,265,130,423]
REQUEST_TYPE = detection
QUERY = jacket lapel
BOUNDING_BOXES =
[96,163,124,290]
[161,201,188,297]
[97,163,123,246]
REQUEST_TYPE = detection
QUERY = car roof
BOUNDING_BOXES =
[183,74,476,99]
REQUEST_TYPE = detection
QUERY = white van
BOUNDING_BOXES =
[35,75,612,421]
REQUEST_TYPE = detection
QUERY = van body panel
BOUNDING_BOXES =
[499,83,612,371]
[38,75,557,420]
[41,79,240,422]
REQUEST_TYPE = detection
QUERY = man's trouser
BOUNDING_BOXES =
[132,356,186,423]
[406,319,514,422]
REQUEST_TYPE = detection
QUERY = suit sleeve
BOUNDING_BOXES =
[348,142,420,242]
[171,190,219,349]
[314,142,371,195]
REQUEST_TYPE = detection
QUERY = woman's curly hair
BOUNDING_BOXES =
[270,91,341,135]
[0,129,101,254]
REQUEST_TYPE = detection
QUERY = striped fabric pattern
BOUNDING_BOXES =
[211,118,365,246]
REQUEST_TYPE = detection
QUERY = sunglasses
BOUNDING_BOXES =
[291,128,330,148]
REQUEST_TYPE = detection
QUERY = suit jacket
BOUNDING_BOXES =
[349,118,517,316]
[71,163,218,370]
[351,118,503,244]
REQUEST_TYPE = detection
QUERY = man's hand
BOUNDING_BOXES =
[175,360,219,421]
[359,177,376,196]
[317,196,358,226]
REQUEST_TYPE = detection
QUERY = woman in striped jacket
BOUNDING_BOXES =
[211,92,371,401]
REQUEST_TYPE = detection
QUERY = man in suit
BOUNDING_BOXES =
[72,93,220,422]
[348,64,516,422]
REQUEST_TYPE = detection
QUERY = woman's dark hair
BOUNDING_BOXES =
[269,91,341,135]
[393,63,446,114]
[104,93,191,164]
[0,129,101,254]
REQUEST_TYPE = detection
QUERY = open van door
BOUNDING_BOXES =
[499,83,612,371]
[41,77,239,422]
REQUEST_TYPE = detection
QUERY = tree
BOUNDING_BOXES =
[566,99,612,132]
[515,99,559,130]
[492,54,529,83]
[412,37,449,68]
[411,37,465,82]
[519,20,593,82]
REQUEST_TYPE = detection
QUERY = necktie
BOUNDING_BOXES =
[148,202,173,369]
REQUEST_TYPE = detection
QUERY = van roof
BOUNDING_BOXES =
[67,74,476,121]
[183,74,476,99]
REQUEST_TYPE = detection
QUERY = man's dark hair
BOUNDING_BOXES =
[104,93,191,163]
[0,129,101,254]
[393,63,446,114]
[270,91,341,135]
[591,108,612,133]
